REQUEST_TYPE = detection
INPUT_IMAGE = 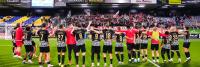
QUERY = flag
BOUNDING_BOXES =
[113,10,119,18]
[84,9,90,16]
[67,10,71,18]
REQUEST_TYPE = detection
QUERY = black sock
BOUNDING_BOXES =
[83,56,85,64]
[62,55,65,64]
[47,61,50,64]
[142,55,144,58]
[104,57,106,63]
[185,52,190,58]
[152,57,155,60]
[176,51,181,58]
[171,51,174,58]
[121,54,124,62]
[58,54,61,63]
[116,54,120,61]
[161,54,165,60]
[137,51,140,58]
[128,53,131,60]
[23,57,26,60]
[110,59,113,64]
[28,53,33,60]
[76,56,79,64]
[188,52,190,58]
[13,47,15,54]
[167,53,170,60]
[145,54,148,58]
[91,53,94,62]
[132,51,136,58]
[157,57,159,60]
[39,62,42,65]
[97,53,100,62]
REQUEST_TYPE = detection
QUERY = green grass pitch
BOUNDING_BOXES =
[0,38,200,67]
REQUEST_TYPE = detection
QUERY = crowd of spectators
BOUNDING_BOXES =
[48,12,200,29]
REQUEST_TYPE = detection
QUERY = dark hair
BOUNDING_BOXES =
[185,27,189,30]
[25,26,31,31]
[165,31,169,35]
[59,25,64,29]
[16,23,20,28]
[41,23,47,28]
[127,26,131,29]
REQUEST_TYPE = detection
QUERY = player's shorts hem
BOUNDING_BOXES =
[103,45,112,53]
[151,44,159,50]
[183,42,190,48]
[24,45,34,52]
[115,47,123,52]
[127,43,134,50]
[141,43,148,49]
[134,44,141,50]
[171,45,179,50]
[92,46,100,53]
[77,44,86,52]
[40,47,50,52]
[57,47,66,52]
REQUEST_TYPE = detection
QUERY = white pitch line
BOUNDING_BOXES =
[0,45,12,46]
[147,59,160,67]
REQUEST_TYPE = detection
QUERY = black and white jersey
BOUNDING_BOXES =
[37,29,49,42]
[73,29,87,40]
[162,35,171,49]
[141,33,148,44]
[115,33,125,47]
[24,31,33,41]
[135,31,142,44]
[170,32,179,45]
[11,29,16,43]
[24,31,33,46]
[115,33,125,43]
[55,30,66,42]
[184,31,190,43]
[55,30,66,47]
[73,29,87,45]
[90,30,102,41]
[37,29,49,47]
[102,29,115,40]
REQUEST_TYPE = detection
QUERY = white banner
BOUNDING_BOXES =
[31,0,54,7]
[105,0,131,3]
[131,0,157,4]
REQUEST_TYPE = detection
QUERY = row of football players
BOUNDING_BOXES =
[11,23,191,67]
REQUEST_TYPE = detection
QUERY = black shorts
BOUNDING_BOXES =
[151,44,159,50]
[92,46,100,53]
[40,47,50,52]
[32,41,36,47]
[134,44,141,50]
[12,42,16,47]
[57,47,66,52]
[127,43,134,50]
[103,45,112,53]
[115,47,123,52]
[141,43,148,49]
[171,45,179,50]
[161,48,170,54]
[24,45,34,52]
[77,44,86,52]
[183,42,190,48]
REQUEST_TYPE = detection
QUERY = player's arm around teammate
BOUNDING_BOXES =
[181,27,191,62]
[14,23,24,59]
[37,23,53,67]
[54,25,67,67]
[102,26,115,66]
[22,26,34,64]
[114,28,125,64]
